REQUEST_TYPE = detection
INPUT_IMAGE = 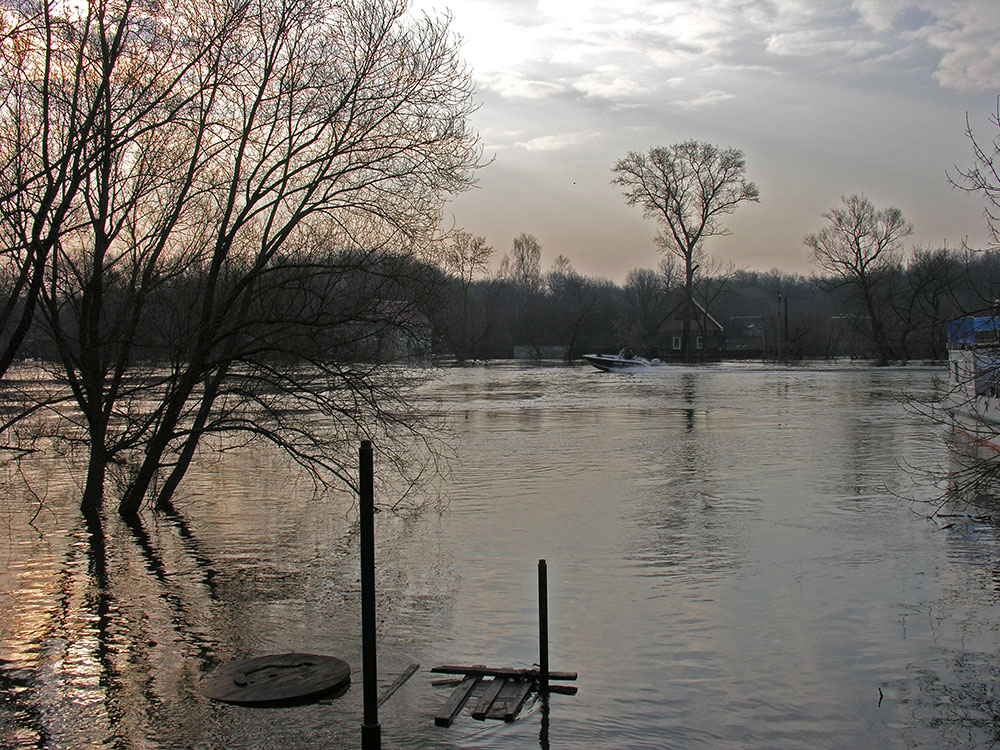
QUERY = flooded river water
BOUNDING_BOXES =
[3,362,1000,749]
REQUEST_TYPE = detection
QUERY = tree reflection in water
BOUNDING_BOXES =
[5,364,1000,748]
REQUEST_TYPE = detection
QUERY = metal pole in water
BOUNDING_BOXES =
[538,559,549,694]
[360,441,381,750]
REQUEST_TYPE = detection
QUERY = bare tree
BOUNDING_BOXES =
[888,247,964,360]
[0,0,249,511]
[501,232,543,292]
[499,231,543,348]
[442,230,492,361]
[546,262,615,361]
[612,141,759,360]
[620,267,669,354]
[0,0,221,380]
[918,101,1000,505]
[805,194,912,365]
[950,98,1000,249]
[2,0,481,517]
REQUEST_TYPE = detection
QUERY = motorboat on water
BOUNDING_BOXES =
[582,350,661,372]
[946,315,1000,447]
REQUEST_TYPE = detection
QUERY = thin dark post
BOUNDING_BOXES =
[783,296,789,346]
[538,558,549,693]
[360,441,381,750]
[776,293,782,361]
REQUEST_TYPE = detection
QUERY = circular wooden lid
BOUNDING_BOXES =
[201,652,351,706]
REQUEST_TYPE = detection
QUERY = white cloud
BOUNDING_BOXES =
[415,0,763,103]
[479,73,568,100]
[765,29,884,60]
[572,66,646,100]
[918,1,1000,91]
[675,90,738,109]
[850,0,908,32]
[514,131,602,152]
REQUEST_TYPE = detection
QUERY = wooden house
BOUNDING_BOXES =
[653,297,725,359]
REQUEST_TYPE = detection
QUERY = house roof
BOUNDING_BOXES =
[658,297,724,332]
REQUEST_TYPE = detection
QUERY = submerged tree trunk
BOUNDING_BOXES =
[118,368,200,517]
[868,307,895,365]
[153,368,229,511]
[683,265,694,362]
[860,279,895,365]
[80,430,107,517]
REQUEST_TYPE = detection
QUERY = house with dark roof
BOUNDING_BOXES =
[653,297,725,359]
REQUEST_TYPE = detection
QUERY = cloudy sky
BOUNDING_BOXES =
[411,0,999,281]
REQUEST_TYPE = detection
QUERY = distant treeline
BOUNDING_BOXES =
[432,245,1000,363]
[10,244,998,366]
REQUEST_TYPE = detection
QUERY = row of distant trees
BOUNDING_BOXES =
[28,219,993,371]
[17,215,993,368]
[432,231,1000,364]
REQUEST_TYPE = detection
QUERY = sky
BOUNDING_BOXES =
[410,0,1000,282]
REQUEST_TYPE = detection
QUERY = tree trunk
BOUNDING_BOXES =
[154,369,226,510]
[80,435,107,516]
[118,367,199,516]
[863,286,894,365]
[683,258,695,362]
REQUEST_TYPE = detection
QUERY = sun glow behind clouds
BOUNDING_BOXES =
[410,0,998,278]
[417,0,999,96]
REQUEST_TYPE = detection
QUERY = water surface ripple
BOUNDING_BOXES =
[2,362,998,748]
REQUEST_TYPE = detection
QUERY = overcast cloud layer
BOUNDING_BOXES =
[414,0,1000,279]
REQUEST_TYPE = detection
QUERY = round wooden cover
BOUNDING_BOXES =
[201,652,351,706]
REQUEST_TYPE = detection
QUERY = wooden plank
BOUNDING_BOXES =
[486,678,535,722]
[434,677,577,693]
[434,676,480,727]
[431,665,577,681]
[430,677,466,686]
[547,684,578,696]
[471,677,507,720]
[378,663,419,707]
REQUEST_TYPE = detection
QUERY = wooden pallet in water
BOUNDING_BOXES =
[431,665,578,727]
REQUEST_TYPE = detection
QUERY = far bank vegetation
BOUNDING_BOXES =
[432,233,998,365]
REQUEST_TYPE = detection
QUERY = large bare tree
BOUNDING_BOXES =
[612,141,759,360]
[502,232,543,293]
[1,0,481,517]
[805,194,911,365]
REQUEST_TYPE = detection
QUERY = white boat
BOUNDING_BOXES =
[946,316,1000,448]
[582,350,661,372]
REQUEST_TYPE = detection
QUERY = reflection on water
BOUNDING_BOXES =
[3,362,1000,748]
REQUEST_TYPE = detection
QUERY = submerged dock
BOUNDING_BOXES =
[430,559,578,727]
[431,665,578,727]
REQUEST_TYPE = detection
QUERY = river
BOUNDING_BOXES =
[2,361,999,749]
